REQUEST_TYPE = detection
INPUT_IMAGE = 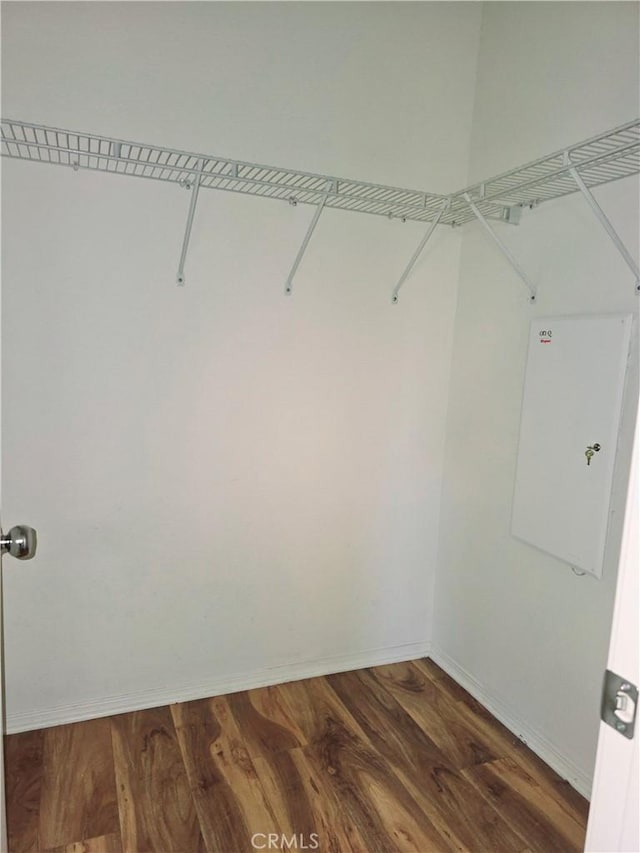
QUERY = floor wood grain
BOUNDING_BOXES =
[111,707,205,853]
[462,758,586,853]
[371,661,499,770]
[4,659,590,852]
[327,669,527,852]
[172,695,280,852]
[4,729,45,853]
[39,719,119,850]
[273,677,448,852]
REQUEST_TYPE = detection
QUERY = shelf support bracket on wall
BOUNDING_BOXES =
[391,199,450,304]
[569,165,640,293]
[464,192,537,302]
[176,159,206,286]
[285,181,335,296]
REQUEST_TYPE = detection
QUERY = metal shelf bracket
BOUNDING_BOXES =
[176,159,206,286]
[569,164,640,294]
[284,181,335,295]
[464,192,537,302]
[392,199,450,304]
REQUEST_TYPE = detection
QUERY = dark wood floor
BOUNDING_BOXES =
[4,658,589,852]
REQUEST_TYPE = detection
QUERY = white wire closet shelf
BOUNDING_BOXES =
[0,118,449,223]
[2,117,639,297]
[448,119,640,225]
[3,117,639,224]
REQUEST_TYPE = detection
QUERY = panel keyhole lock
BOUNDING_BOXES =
[585,443,601,465]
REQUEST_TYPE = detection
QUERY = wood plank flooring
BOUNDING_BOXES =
[4,659,589,852]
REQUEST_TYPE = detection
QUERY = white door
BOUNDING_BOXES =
[512,314,633,578]
[585,403,639,852]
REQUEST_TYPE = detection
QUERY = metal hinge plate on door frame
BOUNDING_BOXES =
[601,669,637,739]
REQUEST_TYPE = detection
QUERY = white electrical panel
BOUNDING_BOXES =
[512,314,633,578]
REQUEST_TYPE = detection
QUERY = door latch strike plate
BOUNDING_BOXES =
[602,669,637,739]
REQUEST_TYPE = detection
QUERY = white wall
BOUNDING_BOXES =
[433,2,640,795]
[1,2,482,728]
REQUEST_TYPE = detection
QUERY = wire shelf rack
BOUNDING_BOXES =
[2,118,639,229]
[2,116,638,296]
[448,119,640,226]
[0,118,448,224]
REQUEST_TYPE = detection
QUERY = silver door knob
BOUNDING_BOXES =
[1,525,38,560]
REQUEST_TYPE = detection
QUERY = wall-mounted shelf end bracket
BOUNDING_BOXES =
[568,164,640,295]
[176,159,207,286]
[284,180,335,296]
[391,199,450,304]
[464,192,537,302]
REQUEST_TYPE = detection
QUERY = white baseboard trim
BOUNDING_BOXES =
[5,639,431,734]
[429,644,593,800]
